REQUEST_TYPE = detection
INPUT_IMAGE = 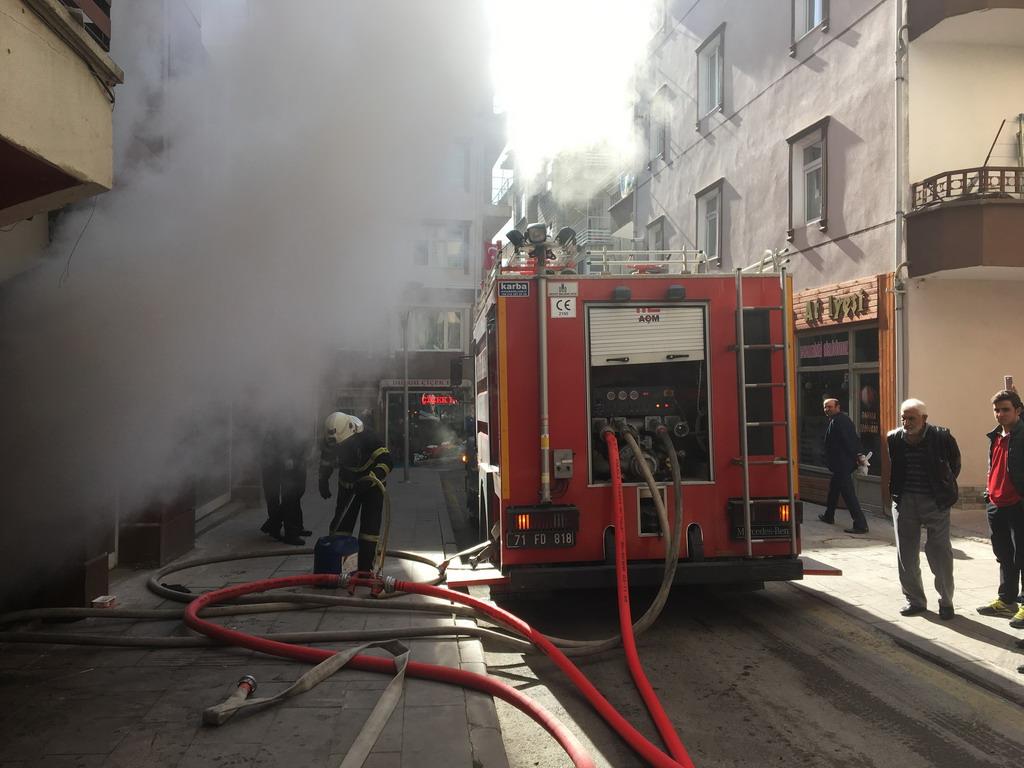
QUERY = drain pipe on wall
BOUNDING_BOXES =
[894,0,910,404]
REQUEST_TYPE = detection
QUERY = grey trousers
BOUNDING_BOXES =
[893,492,954,609]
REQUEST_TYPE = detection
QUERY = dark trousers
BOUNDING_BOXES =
[987,500,1024,604]
[824,469,868,530]
[331,485,384,572]
[262,466,304,537]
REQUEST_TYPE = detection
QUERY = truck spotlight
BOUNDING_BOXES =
[526,222,547,245]
[666,285,685,300]
[506,229,525,248]
[612,286,631,301]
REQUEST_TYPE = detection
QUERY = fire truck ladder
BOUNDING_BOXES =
[734,267,798,558]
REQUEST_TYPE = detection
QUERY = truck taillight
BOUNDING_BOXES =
[506,505,580,532]
[779,503,790,523]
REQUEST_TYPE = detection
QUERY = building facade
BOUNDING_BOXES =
[528,0,1023,512]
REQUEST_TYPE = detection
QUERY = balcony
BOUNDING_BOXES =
[0,0,122,227]
[909,1,1024,42]
[906,165,1024,277]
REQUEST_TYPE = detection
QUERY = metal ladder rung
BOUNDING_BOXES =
[744,382,785,389]
[745,420,787,427]
[730,343,785,351]
[732,458,790,465]
[742,305,785,311]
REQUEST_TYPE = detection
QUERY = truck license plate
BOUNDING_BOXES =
[506,531,576,549]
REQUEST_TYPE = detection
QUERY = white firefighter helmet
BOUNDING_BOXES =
[324,411,363,446]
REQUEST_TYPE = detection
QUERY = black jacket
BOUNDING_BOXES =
[319,430,393,495]
[986,418,1024,498]
[887,424,961,509]
[824,411,861,473]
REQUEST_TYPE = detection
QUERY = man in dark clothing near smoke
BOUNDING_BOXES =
[318,411,393,572]
[817,397,870,533]
[260,426,311,546]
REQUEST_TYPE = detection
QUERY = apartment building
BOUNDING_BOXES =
[0,0,122,278]
[523,0,1023,512]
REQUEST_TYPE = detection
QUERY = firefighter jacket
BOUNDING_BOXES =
[319,430,393,496]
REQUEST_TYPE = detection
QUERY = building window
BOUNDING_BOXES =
[791,0,829,54]
[411,308,464,352]
[414,221,470,271]
[695,179,724,265]
[786,117,830,240]
[696,24,725,124]
[443,141,471,192]
[647,217,666,256]
[650,87,672,162]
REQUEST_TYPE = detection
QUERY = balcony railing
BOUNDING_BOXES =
[491,174,513,206]
[911,166,1024,210]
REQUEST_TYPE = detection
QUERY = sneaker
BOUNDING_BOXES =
[939,606,955,620]
[976,598,1017,617]
[1010,605,1024,629]
[899,603,926,616]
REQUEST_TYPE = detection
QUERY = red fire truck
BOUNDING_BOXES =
[471,223,802,590]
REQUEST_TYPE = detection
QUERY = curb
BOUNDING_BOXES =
[792,581,1024,707]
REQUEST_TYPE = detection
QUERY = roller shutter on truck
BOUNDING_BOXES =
[588,306,705,367]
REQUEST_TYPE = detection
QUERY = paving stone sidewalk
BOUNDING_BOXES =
[798,501,1024,704]
[0,467,510,768]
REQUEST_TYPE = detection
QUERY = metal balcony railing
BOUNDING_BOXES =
[491,174,514,206]
[911,166,1024,210]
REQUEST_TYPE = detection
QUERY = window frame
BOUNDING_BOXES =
[414,220,471,272]
[695,178,724,265]
[408,307,465,352]
[650,85,672,163]
[790,0,829,56]
[786,116,830,241]
[695,23,726,127]
[647,216,666,257]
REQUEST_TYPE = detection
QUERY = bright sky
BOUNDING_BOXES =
[486,0,657,179]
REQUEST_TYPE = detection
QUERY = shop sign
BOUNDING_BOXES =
[806,291,870,324]
[421,393,459,406]
[799,336,849,362]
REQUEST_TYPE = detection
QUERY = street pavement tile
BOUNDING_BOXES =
[465,688,499,728]
[343,685,400,710]
[399,705,471,766]
[470,725,511,768]
[106,722,195,767]
[357,753,401,768]
[175,740,263,768]
[40,716,133,755]
[457,638,486,664]
[315,610,367,632]
[330,706,403,754]
[136,647,253,667]
[28,756,108,767]
[408,639,460,667]
[189,706,278,746]
[403,677,465,707]
[268,610,323,633]
[279,679,347,708]
[263,707,338,752]
[252,744,330,768]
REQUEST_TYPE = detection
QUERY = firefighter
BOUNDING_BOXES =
[260,425,311,546]
[318,411,393,572]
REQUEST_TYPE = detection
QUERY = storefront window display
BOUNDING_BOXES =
[385,390,468,463]
[797,327,880,477]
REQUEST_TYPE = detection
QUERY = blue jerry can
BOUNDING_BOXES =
[313,534,359,581]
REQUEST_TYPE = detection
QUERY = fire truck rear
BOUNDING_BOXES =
[472,223,802,590]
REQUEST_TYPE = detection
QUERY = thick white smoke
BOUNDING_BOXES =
[0,0,492,605]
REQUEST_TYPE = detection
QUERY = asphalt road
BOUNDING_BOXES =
[438,468,1024,768]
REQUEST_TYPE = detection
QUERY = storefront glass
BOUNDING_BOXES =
[385,390,468,463]
[797,326,880,477]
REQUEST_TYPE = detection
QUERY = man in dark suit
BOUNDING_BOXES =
[818,397,869,533]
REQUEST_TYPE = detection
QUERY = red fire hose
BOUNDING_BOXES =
[182,574,594,768]
[604,429,695,767]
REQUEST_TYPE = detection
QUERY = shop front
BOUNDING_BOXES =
[793,275,896,514]
[380,379,470,464]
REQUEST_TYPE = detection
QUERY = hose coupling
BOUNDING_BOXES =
[382,575,397,593]
[237,674,257,696]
